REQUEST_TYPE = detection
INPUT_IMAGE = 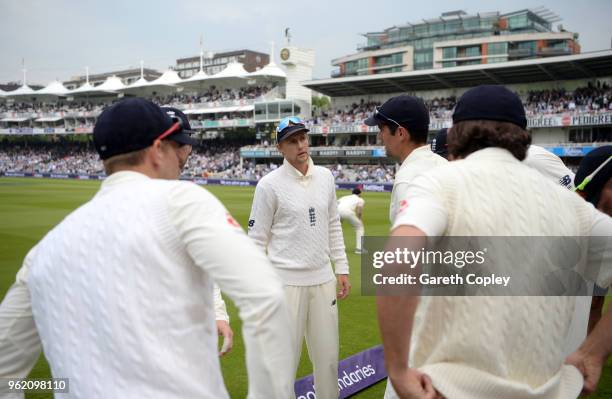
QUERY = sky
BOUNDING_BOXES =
[1,0,611,85]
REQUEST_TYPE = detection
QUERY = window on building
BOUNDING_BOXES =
[414,52,432,63]
[459,59,481,66]
[415,24,428,36]
[357,58,369,70]
[400,27,413,40]
[488,42,508,55]
[254,104,266,119]
[487,56,508,64]
[517,41,536,55]
[463,18,479,30]
[376,53,403,66]
[280,102,293,117]
[465,46,481,57]
[267,103,279,118]
[444,20,461,33]
[480,17,496,29]
[367,37,382,47]
[421,38,434,49]
[442,61,457,68]
[429,23,444,34]
[442,47,457,59]
[508,13,529,29]
[345,60,359,75]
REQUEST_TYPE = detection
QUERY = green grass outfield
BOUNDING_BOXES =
[0,177,610,399]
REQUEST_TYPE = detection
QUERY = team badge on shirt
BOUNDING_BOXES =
[309,207,316,226]
[559,174,572,188]
[398,199,409,214]
[226,213,241,228]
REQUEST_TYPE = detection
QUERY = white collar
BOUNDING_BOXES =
[283,157,315,179]
[399,144,433,169]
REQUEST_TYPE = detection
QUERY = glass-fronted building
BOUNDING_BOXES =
[331,9,580,77]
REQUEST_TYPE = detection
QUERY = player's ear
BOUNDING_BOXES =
[148,139,165,167]
[400,126,411,142]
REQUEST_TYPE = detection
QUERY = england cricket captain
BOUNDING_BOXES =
[248,116,350,399]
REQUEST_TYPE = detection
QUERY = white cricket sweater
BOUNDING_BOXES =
[390,144,447,224]
[26,171,294,399]
[248,158,349,286]
[394,148,610,399]
[337,194,365,216]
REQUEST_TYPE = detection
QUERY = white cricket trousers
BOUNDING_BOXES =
[339,211,364,251]
[285,279,339,399]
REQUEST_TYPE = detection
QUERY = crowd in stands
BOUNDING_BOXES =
[308,83,612,126]
[524,83,612,115]
[0,141,396,182]
[309,96,457,126]
[154,85,276,107]
[0,85,275,117]
[1,83,610,128]
[0,142,104,175]
[0,101,107,115]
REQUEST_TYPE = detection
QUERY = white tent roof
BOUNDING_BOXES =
[210,62,248,79]
[69,82,97,95]
[177,70,211,90]
[127,77,150,89]
[35,116,64,122]
[1,116,32,122]
[96,76,126,92]
[36,81,70,96]
[147,70,182,86]
[248,62,286,79]
[183,104,254,114]
[0,88,6,97]
[4,85,36,97]
[186,70,209,82]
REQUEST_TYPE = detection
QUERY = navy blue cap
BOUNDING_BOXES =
[276,116,309,143]
[160,106,199,146]
[364,95,430,135]
[430,128,448,159]
[453,85,527,130]
[94,98,195,160]
[574,145,612,206]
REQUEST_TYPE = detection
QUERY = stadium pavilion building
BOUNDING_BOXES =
[0,8,611,181]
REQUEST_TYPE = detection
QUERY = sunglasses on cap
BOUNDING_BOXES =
[276,116,306,133]
[155,115,193,142]
[374,106,401,128]
[575,155,612,191]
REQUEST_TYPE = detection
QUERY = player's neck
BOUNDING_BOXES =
[287,159,309,175]
[398,142,426,163]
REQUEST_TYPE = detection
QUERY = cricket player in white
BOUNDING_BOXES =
[0,100,294,399]
[364,95,447,226]
[248,116,350,399]
[337,188,365,254]
[364,95,447,399]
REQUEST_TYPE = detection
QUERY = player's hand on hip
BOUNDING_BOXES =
[216,320,234,357]
[565,347,604,395]
[337,274,351,299]
[389,368,438,399]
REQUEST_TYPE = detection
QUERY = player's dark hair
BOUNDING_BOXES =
[448,120,531,161]
[377,122,428,143]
